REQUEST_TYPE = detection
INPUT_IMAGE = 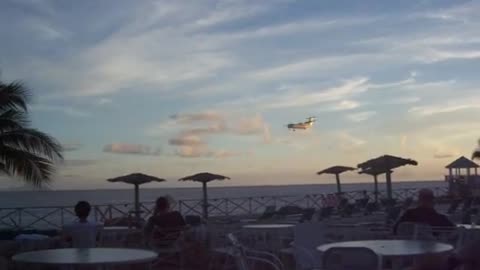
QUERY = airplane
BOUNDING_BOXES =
[287,116,316,131]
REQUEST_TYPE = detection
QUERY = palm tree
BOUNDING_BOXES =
[0,79,63,187]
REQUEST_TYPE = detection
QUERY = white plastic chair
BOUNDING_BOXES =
[322,247,381,270]
[291,222,327,270]
[227,233,285,270]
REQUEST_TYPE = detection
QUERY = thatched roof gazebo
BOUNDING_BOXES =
[107,173,166,220]
[317,166,356,194]
[179,172,230,219]
[358,155,417,200]
[358,167,392,202]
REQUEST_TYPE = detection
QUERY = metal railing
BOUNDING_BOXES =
[0,186,449,230]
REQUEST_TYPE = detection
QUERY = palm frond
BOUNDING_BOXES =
[0,109,28,131]
[0,81,30,112]
[0,146,55,187]
[0,128,63,160]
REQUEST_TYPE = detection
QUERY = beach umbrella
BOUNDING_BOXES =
[107,173,166,220]
[179,172,230,219]
[317,166,356,194]
[358,155,417,200]
[358,168,392,202]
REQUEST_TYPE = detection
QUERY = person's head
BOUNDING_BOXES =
[74,201,91,220]
[154,197,170,214]
[418,188,435,208]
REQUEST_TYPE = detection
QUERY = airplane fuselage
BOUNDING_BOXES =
[287,121,314,130]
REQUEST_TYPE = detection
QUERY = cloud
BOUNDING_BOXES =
[409,101,480,116]
[174,146,240,159]
[164,111,270,158]
[169,134,205,146]
[337,132,366,152]
[62,143,82,152]
[170,111,224,124]
[265,77,369,109]
[346,111,377,122]
[329,100,361,111]
[232,115,266,135]
[103,143,161,155]
[419,49,480,63]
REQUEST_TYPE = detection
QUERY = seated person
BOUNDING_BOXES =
[393,189,454,234]
[62,201,100,248]
[144,197,186,247]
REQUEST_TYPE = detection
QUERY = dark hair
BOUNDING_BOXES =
[75,201,91,219]
[155,197,170,213]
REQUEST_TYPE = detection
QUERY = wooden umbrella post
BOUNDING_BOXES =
[386,171,393,200]
[202,181,208,220]
[335,173,342,194]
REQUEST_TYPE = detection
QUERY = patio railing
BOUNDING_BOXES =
[0,186,449,230]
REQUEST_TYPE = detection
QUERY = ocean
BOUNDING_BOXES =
[0,180,446,208]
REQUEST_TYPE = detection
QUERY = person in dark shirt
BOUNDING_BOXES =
[393,188,454,234]
[144,196,186,247]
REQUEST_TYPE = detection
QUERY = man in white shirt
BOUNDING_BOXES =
[62,201,100,248]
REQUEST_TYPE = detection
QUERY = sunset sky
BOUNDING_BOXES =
[1,0,480,189]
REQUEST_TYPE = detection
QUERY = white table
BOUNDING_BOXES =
[318,240,453,270]
[242,224,294,251]
[13,248,157,269]
[457,224,479,230]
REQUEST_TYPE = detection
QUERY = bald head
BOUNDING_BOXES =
[418,188,435,208]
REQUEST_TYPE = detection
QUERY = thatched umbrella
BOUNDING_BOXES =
[358,168,392,202]
[179,172,230,219]
[358,155,417,200]
[317,166,356,194]
[107,173,166,220]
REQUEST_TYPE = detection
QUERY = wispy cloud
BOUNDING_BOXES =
[409,97,480,116]
[337,132,367,153]
[328,100,361,111]
[161,111,270,158]
[103,143,161,156]
[264,77,369,109]
[346,111,377,122]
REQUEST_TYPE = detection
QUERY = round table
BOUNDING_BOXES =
[317,240,453,258]
[242,224,294,251]
[318,240,453,270]
[13,248,157,268]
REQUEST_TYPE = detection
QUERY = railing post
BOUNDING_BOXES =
[225,199,229,216]
[60,207,65,227]
[94,206,98,223]
[178,200,183,215]
[248,197,252,215]
[18,208,22,230]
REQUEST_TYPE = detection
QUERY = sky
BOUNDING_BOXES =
[1,0,480,189]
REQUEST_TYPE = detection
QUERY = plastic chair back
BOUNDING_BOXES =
[322,247,380,270]
[293,222,326,270]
